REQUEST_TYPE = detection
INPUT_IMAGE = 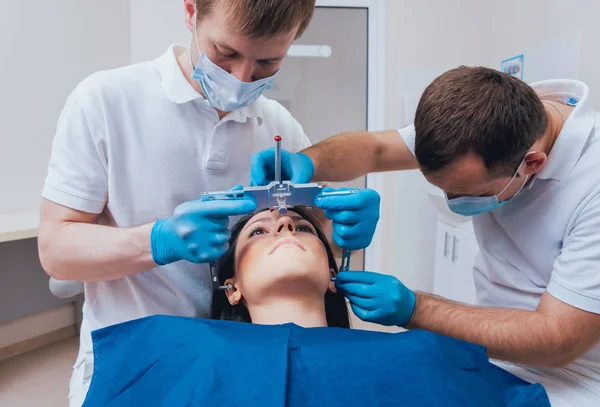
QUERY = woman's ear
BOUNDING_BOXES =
[224,279,242,305]
[328,268,337,293]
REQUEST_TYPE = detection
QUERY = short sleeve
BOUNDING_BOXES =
[547,193,600,314]
[290,118,311,152]
[42,77,108,214]
[398,124,416,156]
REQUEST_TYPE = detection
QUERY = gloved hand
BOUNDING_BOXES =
[316,187,380,250]
[150,186,256,265]
[249,148,314,186]
[335,271,416,327]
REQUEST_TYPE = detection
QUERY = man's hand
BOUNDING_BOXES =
[249,148,314,186]
[335,271,416,326]
[151,189,256,265]
[316,188,380,250]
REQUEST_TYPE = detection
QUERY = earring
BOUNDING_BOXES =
[328,281,337,294]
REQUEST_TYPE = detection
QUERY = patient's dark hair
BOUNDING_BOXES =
[211,207,351,328]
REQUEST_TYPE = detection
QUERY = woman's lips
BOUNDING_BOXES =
[269,238,307,255]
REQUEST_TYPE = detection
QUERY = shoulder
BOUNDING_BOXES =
[70,60,159,107]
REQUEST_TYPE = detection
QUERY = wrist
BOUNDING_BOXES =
[404,291,428,330]
[298,150,316,181]
[397,288,417,327]
[150,219,181,266]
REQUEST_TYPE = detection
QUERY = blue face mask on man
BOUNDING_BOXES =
[445,153,533,217]
[188,14,278,112]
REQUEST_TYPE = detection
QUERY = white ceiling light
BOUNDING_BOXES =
[287,44,333,58]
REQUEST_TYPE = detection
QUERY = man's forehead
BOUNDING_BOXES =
[424,155,498,196]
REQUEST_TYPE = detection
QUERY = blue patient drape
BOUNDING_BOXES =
[83,315,550,407]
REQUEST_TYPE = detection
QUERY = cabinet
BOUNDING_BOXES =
[432,221,479,305]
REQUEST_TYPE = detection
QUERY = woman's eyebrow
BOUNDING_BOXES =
[243,215,307,230]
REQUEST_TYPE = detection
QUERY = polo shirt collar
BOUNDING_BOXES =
[530,80,595,182]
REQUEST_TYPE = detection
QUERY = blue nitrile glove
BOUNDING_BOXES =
[249,148,314,186]
[316,187,380,250]
[150,186,256,265]
[335,271,416,327]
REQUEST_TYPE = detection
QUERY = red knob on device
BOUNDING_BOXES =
[274,135,282,142]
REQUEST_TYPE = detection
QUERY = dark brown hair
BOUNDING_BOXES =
[210,207,351,328]
[195,0,316,39]
[414,66,547,177]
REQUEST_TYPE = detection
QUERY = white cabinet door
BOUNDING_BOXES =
[433,221,479,305]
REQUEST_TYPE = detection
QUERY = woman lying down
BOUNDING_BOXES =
[82,207,550,407]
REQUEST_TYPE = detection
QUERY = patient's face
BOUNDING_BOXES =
[234,210,331,303]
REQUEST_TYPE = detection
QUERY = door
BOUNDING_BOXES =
[433,221,479,305]
[264,6,368,270]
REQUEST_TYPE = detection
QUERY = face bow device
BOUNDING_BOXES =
[202,136,357,291]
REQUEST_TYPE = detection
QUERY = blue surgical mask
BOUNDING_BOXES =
[445,154,533,217]
[188,17,278,112]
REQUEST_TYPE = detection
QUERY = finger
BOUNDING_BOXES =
[181,215,229,232]
[249,150,272,186]
[334,282,376,299]
[209,232,231,246]
[333,220,377,240]
[174,216,228,239]
[228,184,244,191]
[291,172,310,184]
[331,230,370,251]
[334,271,379,285]
[323,209,362,225]
[344,295,380,311]
[348,303,370,321]
[197,245,229,263]
[317,189,380,211]
[177,198,254,217]
[205,199,257,217]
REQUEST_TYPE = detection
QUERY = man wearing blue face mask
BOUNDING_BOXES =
[38,1,317,406]
[250,66,600,406]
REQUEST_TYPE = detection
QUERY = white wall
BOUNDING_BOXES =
[0,1,130,214]
[130,0,189,63]
[482,0,600,109]
[378,0,488,292]
[378,0,600,294]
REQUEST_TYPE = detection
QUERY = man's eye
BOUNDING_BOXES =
[219,50,237,58]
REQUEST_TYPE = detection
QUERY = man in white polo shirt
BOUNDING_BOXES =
[250,67,600,405]
[38,1,317,405]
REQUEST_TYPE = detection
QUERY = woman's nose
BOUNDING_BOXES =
[275,216,295,235]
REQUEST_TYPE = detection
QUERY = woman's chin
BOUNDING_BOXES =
[247,264,330,295]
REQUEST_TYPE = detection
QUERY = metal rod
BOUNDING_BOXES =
[317,189,358,199]
[341,249,351,272]
[275,135,282,184]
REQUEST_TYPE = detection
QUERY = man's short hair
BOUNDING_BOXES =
[195,0,316,39]
[414,66,548,177]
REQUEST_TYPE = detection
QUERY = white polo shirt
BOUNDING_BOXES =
[399,80,600,404]
[42,45,310,405]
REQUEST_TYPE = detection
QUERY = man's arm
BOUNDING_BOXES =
[408,291,600,368]
[38,199,156,282]
[302,129,418,182]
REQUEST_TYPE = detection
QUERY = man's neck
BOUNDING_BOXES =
[247,296,328,328]
[540,102,575,155]
[176,48,229,120]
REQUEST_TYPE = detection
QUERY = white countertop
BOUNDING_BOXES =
[0,210,39,243]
